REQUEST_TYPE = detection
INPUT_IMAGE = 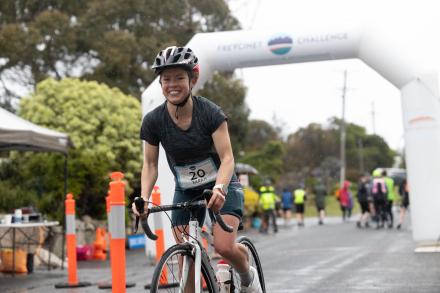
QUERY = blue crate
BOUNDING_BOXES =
[127,234,146,249]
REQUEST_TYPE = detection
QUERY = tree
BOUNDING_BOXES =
[198,72,250,155]
[360,134,395,173]
[244,119,280,153]
[0,78,142,219]
[0,0,240,109]
[241,140,285,189]
[284,122,338,173]
[0,159,39,213]
[330,117,395,178]
[280,117,395,189]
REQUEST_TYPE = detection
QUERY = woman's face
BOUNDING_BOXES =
[160,67,195,105]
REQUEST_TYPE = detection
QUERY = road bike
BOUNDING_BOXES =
[135,189,266,292]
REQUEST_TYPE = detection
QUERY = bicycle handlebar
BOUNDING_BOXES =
[133,197,145,234]
[134,189,234,241]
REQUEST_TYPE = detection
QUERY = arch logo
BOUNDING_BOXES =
[267,35,293,55]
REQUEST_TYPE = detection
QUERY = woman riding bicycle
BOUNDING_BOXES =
[132,46,262,293]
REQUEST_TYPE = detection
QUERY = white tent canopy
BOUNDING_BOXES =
[0,107,72,154]
[1,107,72,268]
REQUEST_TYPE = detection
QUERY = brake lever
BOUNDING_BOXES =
[134,197,145,233]
[203,189,234,233]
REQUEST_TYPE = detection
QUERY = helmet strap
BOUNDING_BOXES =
[169,93,191,120]
[166,75,194,120]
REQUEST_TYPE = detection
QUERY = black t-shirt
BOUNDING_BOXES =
[357,182,369,202]
[140,96,227,190]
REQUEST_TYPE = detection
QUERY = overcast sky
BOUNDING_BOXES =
[227,0,439,151]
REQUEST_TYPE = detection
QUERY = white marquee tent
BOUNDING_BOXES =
[0,106,73,198]
[0,107,72,154]
[0,106,73,268]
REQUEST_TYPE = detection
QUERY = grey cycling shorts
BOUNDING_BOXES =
[171,182,244,227]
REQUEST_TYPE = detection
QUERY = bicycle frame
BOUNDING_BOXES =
[180,219,203,292]
[135,190,234,292]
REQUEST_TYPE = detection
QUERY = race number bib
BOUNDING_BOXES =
[174,158,218,189]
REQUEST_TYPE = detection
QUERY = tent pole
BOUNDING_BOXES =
[61,154,68,269]
[64,154,68,196]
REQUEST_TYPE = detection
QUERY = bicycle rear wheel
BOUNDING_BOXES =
[230,236,266,292]
[150,243,219,293]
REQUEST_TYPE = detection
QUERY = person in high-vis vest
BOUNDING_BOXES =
[293,186,307,227]
[268,185,282,218]
[382,170,395,229]
[259,185,278,234]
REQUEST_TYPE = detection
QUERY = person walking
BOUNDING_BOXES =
[281,188,293,226]
[382,170,396,228]
[347,188,354,219]
[338,181,351,222]
[313,180,326,225]
[396,178,410,230]
[371,169,388,229]
[259,184,278,234]
[293,185,307,227]
[356,175,371,228]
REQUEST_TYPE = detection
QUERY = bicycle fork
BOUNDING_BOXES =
[180,220,202,293]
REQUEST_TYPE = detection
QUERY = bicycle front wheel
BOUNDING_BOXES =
[231,236,266,292]
[150,243,219,293]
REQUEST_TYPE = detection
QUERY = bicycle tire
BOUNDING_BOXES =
[150,243,219,293]
[230,236,266,293]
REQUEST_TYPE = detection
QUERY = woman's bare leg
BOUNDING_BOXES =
[212,215,249,273]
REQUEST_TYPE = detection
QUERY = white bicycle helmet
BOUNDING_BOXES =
[151,46,199,75]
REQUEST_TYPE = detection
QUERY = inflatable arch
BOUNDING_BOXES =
[142,26,440,253]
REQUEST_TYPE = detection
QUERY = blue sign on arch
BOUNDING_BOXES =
[268,35,293,55]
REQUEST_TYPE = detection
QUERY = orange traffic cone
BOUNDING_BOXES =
[151,186,167,285]
[54,194,92,289]
[92,227,107,261]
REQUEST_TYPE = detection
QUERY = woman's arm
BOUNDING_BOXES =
[213,121,235,186]
[208,121,235,211]
[132,141,159,216]
[141,141,159,201]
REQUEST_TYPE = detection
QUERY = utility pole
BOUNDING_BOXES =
[357,138,365,175]
[371,101,376,134]
[340,70,347,188]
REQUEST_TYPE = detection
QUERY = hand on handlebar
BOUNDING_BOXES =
[207,188,226,212]
[131,197,149,218]
[136,189,233,239]
[132,197,150,234]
